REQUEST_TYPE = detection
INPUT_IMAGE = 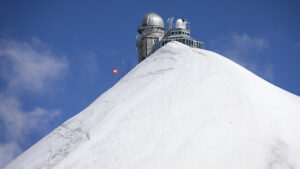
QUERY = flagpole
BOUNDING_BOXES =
[113,68,119,84]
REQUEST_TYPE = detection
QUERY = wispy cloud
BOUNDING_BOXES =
[210,33,274,81]
[0,37,68,168]
[0,142,21,169]
[0,37,68,92]
[262,64,274,81]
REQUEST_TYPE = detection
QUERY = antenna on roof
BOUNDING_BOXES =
[186,21,190,30]
[167,17,174,30]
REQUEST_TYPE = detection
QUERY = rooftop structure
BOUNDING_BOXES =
[136,13,165,62]
[136,13,204,62]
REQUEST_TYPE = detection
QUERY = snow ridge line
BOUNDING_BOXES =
[124,67,174,82]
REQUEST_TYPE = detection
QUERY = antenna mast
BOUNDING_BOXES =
[167,17,174,30]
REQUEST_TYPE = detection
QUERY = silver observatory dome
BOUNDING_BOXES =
[175,18,187,29]
[141,12,164,28]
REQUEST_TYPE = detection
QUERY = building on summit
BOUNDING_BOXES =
[136,12,204,62]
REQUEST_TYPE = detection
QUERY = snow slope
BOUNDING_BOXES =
[5,41,300,169]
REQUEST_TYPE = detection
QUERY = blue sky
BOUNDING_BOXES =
[0,0,299,167]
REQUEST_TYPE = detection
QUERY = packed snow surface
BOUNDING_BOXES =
[5,42,300,169]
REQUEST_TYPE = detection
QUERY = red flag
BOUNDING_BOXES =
[113,69,118,74]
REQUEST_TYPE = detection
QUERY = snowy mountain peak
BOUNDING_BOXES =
[5,41,300,169]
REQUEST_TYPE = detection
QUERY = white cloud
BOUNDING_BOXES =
[0,37,67,168]
[0,37,68,92]
[0,95,60,141]
[0,142,22,168]
[211,33,273,81]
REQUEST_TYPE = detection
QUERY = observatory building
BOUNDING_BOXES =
[136,12,204,62]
